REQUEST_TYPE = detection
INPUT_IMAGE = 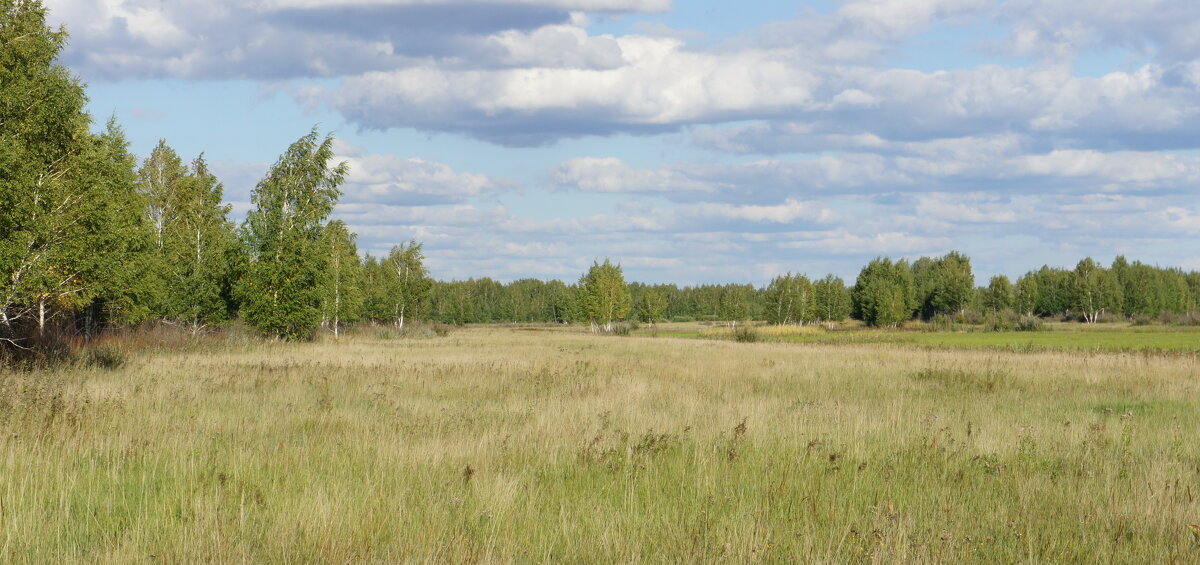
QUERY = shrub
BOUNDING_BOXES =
[927,314,957,332]
[83,345,125,370]
[733,324,759,343]
[610,323,632,336]
[912,367,1015,393]
[954,310,985,325]
[985,312,1012,332]
[1095,311,1120,324]
[1016,316,1043,332]
[1130,315,1155,326]
[1175,312,1200,326]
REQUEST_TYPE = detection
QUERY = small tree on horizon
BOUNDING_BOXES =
[851,257,916,327]
[637,288,668,327]
[813,274,851,324]
[577,259,631,332]
[380,240,431,329]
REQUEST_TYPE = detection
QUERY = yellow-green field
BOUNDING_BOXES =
[2,326,1199,562]
[656,321,1200,353]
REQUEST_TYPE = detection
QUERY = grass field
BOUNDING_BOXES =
[656,321,1200,353]
[2,326,1199,562]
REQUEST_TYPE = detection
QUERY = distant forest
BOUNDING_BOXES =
[3,1,1199,350]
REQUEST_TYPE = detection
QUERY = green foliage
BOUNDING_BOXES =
[0,0,113,329]
[983,275,1014,313]
[636,288,668,325]
[81,120,160,327]
[913,251,974,319]
[813,274,851,322]
[237,128,346,340]
[851,258,916,327]
[377,241,432,328]
[1014,273,1039,316]
[577,259,631,330]
[139,146,238,331]
[1072,257,1122,324]
[717,284,755,322]
[763,273,813,325]
[319,221,364,336]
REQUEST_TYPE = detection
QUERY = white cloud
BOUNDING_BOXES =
[837,0,991,40]
[335,143,507,205]
[1000,0,1200,62]
[549,157,714,193]
[319,34,821,144]
[782,231,955,255]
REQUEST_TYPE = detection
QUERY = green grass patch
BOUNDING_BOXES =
[659,323,1200,353]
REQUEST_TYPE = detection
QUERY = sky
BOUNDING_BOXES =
[45,0,1200,285]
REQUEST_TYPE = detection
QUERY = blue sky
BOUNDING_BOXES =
[48,0,1200,284]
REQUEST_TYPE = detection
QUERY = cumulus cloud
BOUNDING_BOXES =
[45,0,666,79]
[312,41,1200,147]
[335,143,509,206]
[549,157,714,193]
[53,0,1200,150]
[547,147,1200,202]
[317,34,821,145]
[1000,0,1200,62]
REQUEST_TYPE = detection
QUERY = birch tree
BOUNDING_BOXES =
[983,275,1014,313]
[813,274,851,324]
[577,259,630,332]
[319,221,364,337]
[238,128,346,340]
[0,1,134,335]
[764,273,813,325]
[1072,258,1122,324]
[137,140,188,251]
[636,288,668,327]
[382,241,430,329]
[154,154,236,332]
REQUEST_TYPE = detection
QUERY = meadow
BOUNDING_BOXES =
[659,320,1200,353]
[1,325,1199,563]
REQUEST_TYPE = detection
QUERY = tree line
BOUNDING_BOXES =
[412,253,1198,329]
[3,1,1199,355]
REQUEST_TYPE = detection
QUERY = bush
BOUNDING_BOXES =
[372,323,451,340]
[1174,312,1200,326]
[610,323,632,336]
[954,310,985,325]
[1016,316,1044,332]
[1095,311,1120,324]
[0,321,79,370]
[733,324,759,343]
[927,314,957,332]
[985,312,1012,332]
[1130,314,1155,326]
[83,345,125,370]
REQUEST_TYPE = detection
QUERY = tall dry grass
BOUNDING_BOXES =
[1,327,1197,562]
